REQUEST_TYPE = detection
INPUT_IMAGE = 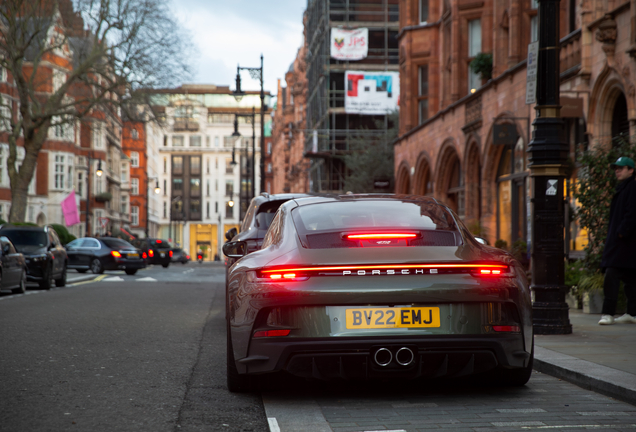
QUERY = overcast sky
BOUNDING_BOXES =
[170,0,306,99]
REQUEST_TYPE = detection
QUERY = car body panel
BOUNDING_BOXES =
[66,237,146,272]
[225,195,532,383]
[0,236,26,290]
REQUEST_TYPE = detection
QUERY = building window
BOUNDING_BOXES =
[225,180,233,197]
[190,156,201,175]
[54,155,66,190]
[206,201,210,219]
[418,65,429,124]
[163,157,167,173]
[206,158,210,174]
[468,19,482,94]
[173,178,183,192]
[131,129,138,139]
[163,179,167,195]
[131,178,139,195]
[215,157,219,169]
[163,135,168,146]
[206,179,210,196]
[172,136,184,147]
[190,135,201,147]
[190,178,201,196]
[215,201,218,213]
[190,199,201,214]
[420,0,429,23]
[215,179,218,191]
[225,157,234,174]
[0,65,6,82]
[267,142,272,154]
[0,97,10,132]
[225,202,234,218]
[93,122,103,149]
[130,152,139,167]
[163,201,167,218]
[172,156,183,174]
[206,136,210,147]
[121,196,128,215]
[77,171,84,197]
[267,163,272,173]
[215,136,219,147]
[131,206,139,225]
[51,115,73,141]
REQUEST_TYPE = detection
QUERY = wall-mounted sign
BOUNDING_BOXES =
[345,71,400,115]
[493,124,519,146]
[526,41,539,105]
[330,28,368,60]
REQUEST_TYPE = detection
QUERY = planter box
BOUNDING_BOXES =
[582,291,603,314]
[565,292,580,310]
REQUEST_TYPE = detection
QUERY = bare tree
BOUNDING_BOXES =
[0,0,193,222]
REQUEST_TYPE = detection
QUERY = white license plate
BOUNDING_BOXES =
[160,253,165,258]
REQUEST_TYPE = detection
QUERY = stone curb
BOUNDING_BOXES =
[533,346,636,406]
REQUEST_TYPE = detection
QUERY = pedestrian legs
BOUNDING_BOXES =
[602,267,621,315]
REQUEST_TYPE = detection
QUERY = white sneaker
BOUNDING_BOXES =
[615,313,636,324]
[598,315,615,325]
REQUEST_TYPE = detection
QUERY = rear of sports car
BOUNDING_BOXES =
[226,197,533,391]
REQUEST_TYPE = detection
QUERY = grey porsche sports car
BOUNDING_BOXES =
[223,194,533,392]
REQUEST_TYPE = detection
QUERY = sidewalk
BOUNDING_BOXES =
[533,308,636,405]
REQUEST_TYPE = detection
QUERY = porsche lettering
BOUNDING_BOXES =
[342,269,427,275]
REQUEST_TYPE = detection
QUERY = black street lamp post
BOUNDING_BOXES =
[233,55,265,193]
[231,107,256,220]
[528,0,572,334]
[85,153,103,237]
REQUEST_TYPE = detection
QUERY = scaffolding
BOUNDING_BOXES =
[305,0,399,192]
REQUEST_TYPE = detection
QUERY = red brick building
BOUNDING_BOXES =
[394,0,633,252]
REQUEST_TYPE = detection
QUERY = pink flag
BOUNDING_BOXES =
[61,190,80,226]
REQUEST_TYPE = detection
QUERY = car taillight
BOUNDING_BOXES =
[253,329,291,338]
[186,255,190,259]
[492,325,521,332]
[344,233,418,240]
[111,251,122,258]
[149,249,154,257]
[142,252,147,259]
[169,250,173,257]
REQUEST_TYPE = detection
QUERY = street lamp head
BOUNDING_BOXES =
[96,160,103,177]
[228,200,235,208]
[233,69,245,102]
[231,116,241,137]
[154,181,160,194]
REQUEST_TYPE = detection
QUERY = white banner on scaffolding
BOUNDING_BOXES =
[345,70,400,115]
[330,28,368,60]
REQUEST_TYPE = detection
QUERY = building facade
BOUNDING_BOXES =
[150,84,271,260]
[394,0,633,253]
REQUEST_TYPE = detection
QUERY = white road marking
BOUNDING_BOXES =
[136,277,157,282]
[267,417,280,432]
[102,276,124,282]
[262,394,332,432]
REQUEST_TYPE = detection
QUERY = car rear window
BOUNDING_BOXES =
[102,239,135,249]
[292,200,462,249]
[1,230,47,247]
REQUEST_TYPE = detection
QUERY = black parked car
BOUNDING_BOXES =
[0,235,27,294]
[171,248,190,264]
[65,237,146,275]
[131,238,172,268]
[0,225,68,290]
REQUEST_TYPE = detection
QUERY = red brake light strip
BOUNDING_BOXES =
[345,233,418,240]
[261,264,508,274]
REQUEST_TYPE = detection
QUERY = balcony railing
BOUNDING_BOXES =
[560,29,581,75]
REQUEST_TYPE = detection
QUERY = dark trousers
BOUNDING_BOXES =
[602,267,636,316]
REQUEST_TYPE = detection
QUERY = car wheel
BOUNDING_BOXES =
[227,321,258,392]
[162,263,169,268]
[12,271,26,294]
[125,269,137,275]
[55,264,67,287]
[495,341,534,387]
[39,265,54,290]
[90,258,104,274]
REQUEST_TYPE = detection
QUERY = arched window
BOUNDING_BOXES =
[496,136,527,247]
[612,93,629,143]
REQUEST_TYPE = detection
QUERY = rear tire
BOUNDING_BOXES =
[227,321,258,392]
[495,341,534,387]
[12,271,26,294]
[90,258,104,275]
[55,264,67,287]
[162,263,169,268]
[125,269,137,275]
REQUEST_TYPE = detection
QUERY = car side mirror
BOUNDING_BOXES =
[474,237,488,245]
[222,241,247,258]
[225,227,238,241]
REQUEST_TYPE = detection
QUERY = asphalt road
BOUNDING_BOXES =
[0,262,268,432]
[2,263,636,432]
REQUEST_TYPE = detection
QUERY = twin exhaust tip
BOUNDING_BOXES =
[373,347,415,367]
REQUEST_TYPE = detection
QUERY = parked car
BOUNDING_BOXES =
[224,193,313,277]
[0,235,27,294]
[171,248,190,264]
[223,194,533,392]
[131,238,172,268]
[65,237,146,275]
[0,225,67,289]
